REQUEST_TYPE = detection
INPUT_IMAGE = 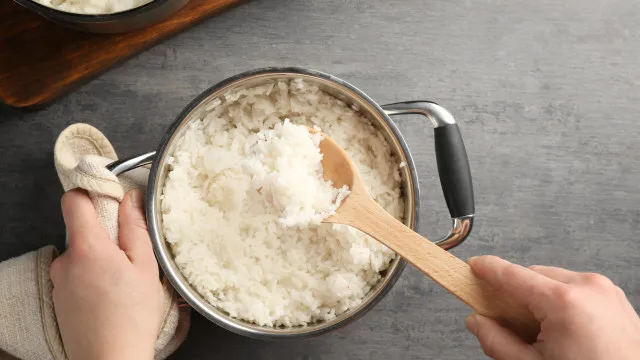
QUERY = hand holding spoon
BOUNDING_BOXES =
[316,130,540,343]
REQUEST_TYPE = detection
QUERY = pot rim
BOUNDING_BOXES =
[12,0,171,22]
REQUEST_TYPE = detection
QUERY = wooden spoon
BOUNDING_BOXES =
[317,131,540,343]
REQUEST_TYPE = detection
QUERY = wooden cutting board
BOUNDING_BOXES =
[0,0,245,109]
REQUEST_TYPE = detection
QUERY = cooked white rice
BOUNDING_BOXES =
[243,119,350,227]
[33,0,151,14]
[161,79,404,327]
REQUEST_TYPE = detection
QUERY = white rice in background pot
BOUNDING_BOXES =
[34,0,151,15]
[161,79,405,327]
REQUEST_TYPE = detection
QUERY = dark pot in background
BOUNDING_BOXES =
[12,0,188,33]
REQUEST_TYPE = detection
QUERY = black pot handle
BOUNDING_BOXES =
[382,101,475,250]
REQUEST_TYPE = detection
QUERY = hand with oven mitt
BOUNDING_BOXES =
[0,124,190,360]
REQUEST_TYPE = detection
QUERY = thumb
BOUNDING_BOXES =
[466,314,541,360]
[118,190,157,273]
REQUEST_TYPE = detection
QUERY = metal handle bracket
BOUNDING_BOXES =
[383,101,475,250]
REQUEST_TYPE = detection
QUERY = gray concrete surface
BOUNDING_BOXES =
[1,0,640,358]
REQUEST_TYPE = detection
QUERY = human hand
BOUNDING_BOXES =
[465,255,640,360]
[51,189,164,360]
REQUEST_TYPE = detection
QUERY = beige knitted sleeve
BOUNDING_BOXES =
[0,246,65,360]
[0,124,190,360]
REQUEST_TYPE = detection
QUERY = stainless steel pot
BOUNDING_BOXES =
[107,67,475,339]
[13,0,189,33]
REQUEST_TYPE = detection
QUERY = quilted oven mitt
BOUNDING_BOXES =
[0,124,190,360]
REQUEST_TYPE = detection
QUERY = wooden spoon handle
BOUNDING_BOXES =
[330,195,540,342]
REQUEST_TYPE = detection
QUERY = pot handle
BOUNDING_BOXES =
[382,101,475,250]
[107,151,157,175]
[74,152,155,248]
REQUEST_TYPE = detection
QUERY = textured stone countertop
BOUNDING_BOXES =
[1,0,639,358]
